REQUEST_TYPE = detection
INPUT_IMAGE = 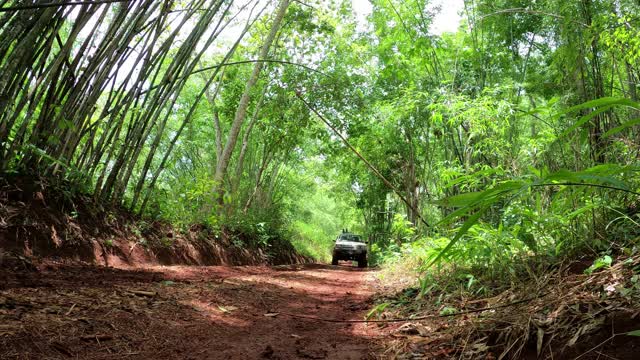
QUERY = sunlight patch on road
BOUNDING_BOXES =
[184,300,251,327]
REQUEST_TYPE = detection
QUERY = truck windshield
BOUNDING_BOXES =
[339,234,364,242]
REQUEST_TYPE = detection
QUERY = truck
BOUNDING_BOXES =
[331,231,367,268]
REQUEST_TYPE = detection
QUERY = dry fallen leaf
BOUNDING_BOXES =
[217,305,239,313]
[397,323,431,337]
[536,327,544,356]
[415,324,430,337]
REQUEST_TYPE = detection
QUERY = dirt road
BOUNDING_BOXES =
[1,263,381,359]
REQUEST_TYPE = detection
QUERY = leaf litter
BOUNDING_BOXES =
[371,254,640,359]
[1,262,381,359]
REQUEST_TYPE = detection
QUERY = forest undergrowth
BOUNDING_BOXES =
[372,240,640,359]
[369,178,640,358]
[0,173,308,267]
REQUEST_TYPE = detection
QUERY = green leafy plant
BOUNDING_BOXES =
[439,307,458,316]
[585,255,613,275]
[366,302,390,320]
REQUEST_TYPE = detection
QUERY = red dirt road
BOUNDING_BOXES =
[1,263,381,359]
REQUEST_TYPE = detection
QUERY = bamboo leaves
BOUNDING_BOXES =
[429,162,638,266]
[559,97,640,138]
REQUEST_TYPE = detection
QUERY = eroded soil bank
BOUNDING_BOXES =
[0,179,309,267]
[1,262,381,359]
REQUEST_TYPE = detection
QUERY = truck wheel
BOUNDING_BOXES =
[358,257,367,268]
[331,256,338,265]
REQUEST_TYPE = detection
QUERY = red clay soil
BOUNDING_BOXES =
[0,262,382,359]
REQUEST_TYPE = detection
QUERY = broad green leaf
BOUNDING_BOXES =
[627,330,640,336]
[428,206,488,267]
[437,181,525,226]
[543,169,581,182]
[488,180,527,194]
[445,167,504,187]
[603,117,640,138]
[572,174,628,189]
[581,164,626,174]
[584,255,613,274]
[542,168,630,190]
[566,204,598,219]
[562,97,640,115]
[433,191,484,207]
[366,302,389,320]
[559,105,613,138]
[558,97,640,138]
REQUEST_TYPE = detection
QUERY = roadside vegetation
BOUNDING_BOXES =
[1,0,640,358]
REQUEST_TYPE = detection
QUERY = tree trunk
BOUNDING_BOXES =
[212,0,289,203]
[232,88,267,194]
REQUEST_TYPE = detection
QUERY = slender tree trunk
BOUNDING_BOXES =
[212,0,290,202]
[232,88,267,193]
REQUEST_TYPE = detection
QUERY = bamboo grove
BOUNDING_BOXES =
[0,0,279,215]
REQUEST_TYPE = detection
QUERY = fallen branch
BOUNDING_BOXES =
[129,290,157,297]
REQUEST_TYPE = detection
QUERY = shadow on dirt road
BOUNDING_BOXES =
[0,263,381,359]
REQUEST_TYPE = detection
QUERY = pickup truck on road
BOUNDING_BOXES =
[331,232,367,268]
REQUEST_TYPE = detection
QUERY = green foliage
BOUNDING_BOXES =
[2,0,640,273]
[439,307,458,316]
[366,302,390,320]
[559,97,640,138]
[286,163,362,261]
[391,214,415,244]
[627,330,640,337]
[585,255,613,274]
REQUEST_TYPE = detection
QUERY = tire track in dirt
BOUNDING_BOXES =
[1,263,382,359]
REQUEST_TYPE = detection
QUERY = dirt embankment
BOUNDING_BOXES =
[0,178,309,267]
[1,263,380,359]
